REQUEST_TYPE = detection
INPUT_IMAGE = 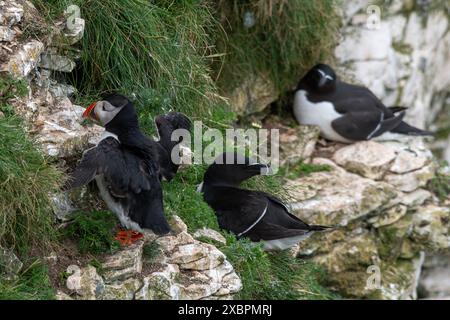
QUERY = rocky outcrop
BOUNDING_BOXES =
[335,0,450,163]
[286,126,449,299]
[0,0,102,158]
[59,216,242,300]
[0,246,23,280]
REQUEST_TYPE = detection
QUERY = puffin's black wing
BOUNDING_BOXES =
[64,137,150,193]
[331,109,405,141]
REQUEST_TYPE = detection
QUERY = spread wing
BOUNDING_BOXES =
[64,137,151,194]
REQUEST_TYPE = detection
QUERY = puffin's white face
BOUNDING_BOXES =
[83,100,125,126]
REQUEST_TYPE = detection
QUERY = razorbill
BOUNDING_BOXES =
[294,63,433,143]
[64,93,171,243]
[200,152,330,251]
[154,111,192,182]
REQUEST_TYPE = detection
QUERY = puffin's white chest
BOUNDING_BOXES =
[293,90,352,143]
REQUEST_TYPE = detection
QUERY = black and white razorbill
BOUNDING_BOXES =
[154,111,192,182]
[200,153,330,251]
[294,63,433,143]
[64,93,171,242]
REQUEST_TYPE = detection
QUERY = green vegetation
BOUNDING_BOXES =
[221,235,337,300]
[0,75,28,116]
[214,0,339,93]
[0,260,55,300]
[143,241,161,262]
[65,210,120,254]
[0,114,60,254]
[428,162,450,202]
[32,0,235,129]
[279,161,331,180]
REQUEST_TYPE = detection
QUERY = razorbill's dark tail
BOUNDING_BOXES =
[308,225,332,231]
[391,120,434,136]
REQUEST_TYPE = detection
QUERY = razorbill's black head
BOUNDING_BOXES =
[201,152,329,251]
[298,63,337,93]
[203,152,271,187]
[293,63,433,143]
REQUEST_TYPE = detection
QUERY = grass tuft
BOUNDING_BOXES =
[0,75,28,116]
[32,0,235,128]
[279,161,331,180]
[65,210,120,254]
[0,260,55,300]
[221,234,338,300]
[0,114,60,254]
[213,0,339,94]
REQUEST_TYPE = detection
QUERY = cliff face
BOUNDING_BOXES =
[1,0,449,300]
[277,126,449,299]
[331,0,450,299]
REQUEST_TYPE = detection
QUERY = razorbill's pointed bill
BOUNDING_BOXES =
[64,93,171,239]
[154,111,192,182]
[293,63,433,143]
[201,152,330,251]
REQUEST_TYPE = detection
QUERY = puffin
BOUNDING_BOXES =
[64,93,172,244]
[293,63,433,143]
[200,152,330,251]
[154,111,192,182]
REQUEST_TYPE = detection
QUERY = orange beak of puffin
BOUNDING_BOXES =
[83,102,97,120]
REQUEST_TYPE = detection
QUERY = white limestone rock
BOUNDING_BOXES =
[5,40,44,78]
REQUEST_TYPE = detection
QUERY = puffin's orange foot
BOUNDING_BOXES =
[115,230,144,246]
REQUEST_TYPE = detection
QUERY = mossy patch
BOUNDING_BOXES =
[427,162,450,202]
